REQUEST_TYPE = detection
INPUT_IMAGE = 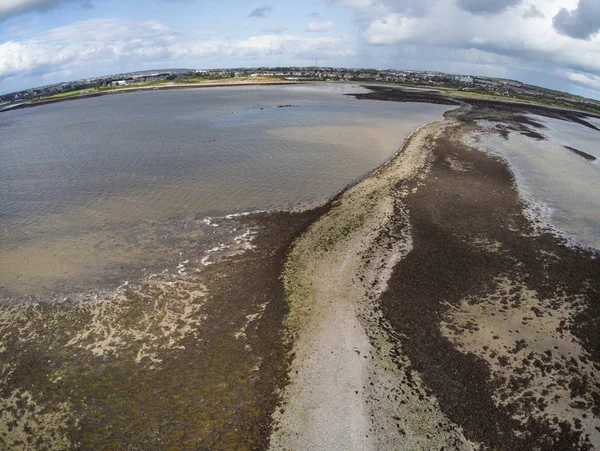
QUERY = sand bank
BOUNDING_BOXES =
[270,109,476,450]
[270,90,600,449]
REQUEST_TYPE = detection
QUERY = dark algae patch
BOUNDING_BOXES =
[2,84,599,449]
[564,145,597,162]
[351,85,460,106]
[359,94,600,448]
[349,86,600,449]
[0,207,326,450]
[354,84,600,131]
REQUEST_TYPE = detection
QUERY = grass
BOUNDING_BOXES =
[174,75,286,84]
[446,89,600,114]
[427,85,600,114]
[173,77,209,84]
[28,76,290,103]
[98,81,166,90]
[31,89,90,102]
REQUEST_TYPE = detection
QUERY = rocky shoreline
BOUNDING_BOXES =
[1,87,599,449]
[270,91,600,449]
[0,208,326,449]
[377,114,600,449]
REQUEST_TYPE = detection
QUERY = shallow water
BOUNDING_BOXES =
[0,84,452,297]
[466,115,600,250]
[584,116,600,130]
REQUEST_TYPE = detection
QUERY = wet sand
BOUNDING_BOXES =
[1,86,599,449]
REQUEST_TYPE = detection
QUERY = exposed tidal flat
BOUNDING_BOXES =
[0,84,600,449]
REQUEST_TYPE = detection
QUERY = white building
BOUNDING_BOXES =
[456,75,474,84]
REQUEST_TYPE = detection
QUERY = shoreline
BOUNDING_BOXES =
[268,90,600,449]
[0,80,302,114]
[0,99,456,448]
[376,115,600,449]
[0,86,599,448]
[354,84,600,123]
[4,80,600,120]
[270,108,474,450]
[0,206,330,449]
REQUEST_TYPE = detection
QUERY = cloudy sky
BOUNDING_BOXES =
[1,0,600,98]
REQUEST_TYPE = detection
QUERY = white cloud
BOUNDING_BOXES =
[0,18,353,86]
[334,0,600,93]
[306,21,334,32]
[1,24,31,36]
[0,19,176,80]
[553,0,600,40]
[232,33,352,58]
[339,0,374,8]
[0,0,88,22]
[456,0,522,16]
[566,71,600,90]
[522,4,543,19]
[3,0,600,99]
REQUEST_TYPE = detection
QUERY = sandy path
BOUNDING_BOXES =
[269,114,474,450]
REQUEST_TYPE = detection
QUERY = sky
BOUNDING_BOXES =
[1,0,600,99]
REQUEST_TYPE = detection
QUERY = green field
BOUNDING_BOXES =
[31,89,91,102]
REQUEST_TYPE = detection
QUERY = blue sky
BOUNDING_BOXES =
[1,0,600,99]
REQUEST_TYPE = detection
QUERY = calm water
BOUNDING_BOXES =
[0,84,452,297]
[467,114,600,250]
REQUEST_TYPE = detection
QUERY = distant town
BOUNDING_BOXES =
[2,67,599,115]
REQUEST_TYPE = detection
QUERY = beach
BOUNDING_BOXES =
[269,93,600,449]
[0,85,599,449]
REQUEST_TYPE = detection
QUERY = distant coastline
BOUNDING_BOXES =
[0,84,599,449]
[273,90,600,449]
[0,80,303,114]
[4,80,600,121]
